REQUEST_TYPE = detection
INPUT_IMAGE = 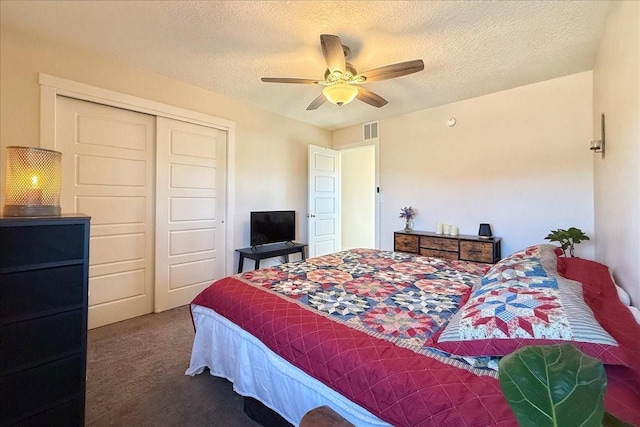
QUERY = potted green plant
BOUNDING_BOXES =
[544,227,590,257]
[499,344,631,427]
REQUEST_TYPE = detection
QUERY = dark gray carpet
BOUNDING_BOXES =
[85,305,261,426]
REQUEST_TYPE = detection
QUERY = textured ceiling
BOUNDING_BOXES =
[1,1,613,130]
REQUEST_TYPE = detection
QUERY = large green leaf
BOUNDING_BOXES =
[498,344,606,427]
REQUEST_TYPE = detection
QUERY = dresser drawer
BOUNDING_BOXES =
[419,248,458,261]
[0,223,86,269]
[0,354,84,425]
[1,309,85,374]
[460,240,495,263]
[420,236,459,252]
[394,234,419,253]
[1,265,85,322]
[15,399,83,427]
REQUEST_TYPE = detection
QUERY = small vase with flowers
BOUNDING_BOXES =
[399,206,418,231]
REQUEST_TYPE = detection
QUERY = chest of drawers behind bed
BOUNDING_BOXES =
[394,230,501,264]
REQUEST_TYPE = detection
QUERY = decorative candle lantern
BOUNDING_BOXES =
[3,146,62,216]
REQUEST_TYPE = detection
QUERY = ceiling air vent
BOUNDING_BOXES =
[363,121,379,140]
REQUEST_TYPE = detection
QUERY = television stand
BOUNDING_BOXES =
[236,242,307,273]
[250,240,294,251]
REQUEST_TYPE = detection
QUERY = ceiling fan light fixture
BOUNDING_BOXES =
[322,83,359,106]
[262,35,423,110]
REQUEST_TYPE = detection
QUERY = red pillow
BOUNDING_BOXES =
[556,256,606,285]
[559,257,640,368]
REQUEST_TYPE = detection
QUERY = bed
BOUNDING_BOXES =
[186,245,640,426]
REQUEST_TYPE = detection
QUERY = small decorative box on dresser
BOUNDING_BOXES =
[0,215,90,426]
[394,230,501,264]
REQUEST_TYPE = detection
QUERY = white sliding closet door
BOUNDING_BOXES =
[56,96,156,329]
[155,117,227,312]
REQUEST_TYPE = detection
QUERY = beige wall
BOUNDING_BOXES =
[593,1,640,306]
[334,72,595,259]
[0,25,332,272]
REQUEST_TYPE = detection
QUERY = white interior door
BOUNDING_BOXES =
[308,144,341,257]
[56,96,155,329]
[155,117,227,312]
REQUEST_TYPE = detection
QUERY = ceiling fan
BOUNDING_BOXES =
[261,34,425,110]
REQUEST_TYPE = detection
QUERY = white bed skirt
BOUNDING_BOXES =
[185,304,390,427]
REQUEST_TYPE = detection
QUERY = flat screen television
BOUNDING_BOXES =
[250,210,295,247]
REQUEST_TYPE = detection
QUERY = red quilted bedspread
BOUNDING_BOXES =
[192,254,640,426]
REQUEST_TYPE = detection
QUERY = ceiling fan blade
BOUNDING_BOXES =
[356,87,388,108]
[320,34,345,74]
[358,59,425,83]
[261,77,319,84]
[306,93,327,110]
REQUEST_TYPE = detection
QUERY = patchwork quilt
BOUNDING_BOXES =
[237,248,500,373]
[193,249,517,426]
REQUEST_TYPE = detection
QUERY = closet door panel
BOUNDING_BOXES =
[56,96,155,328]
[155,117,227,312]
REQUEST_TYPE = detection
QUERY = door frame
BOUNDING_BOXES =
[38,73,237,276]
[334,138,380,249]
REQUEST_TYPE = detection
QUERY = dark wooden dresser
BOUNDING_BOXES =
[0,215,90,426]
[394,230,501,264]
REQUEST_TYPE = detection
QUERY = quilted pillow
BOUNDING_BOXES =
[480,244,559,284]
[433,246,629,366]
[434,275,625,364]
